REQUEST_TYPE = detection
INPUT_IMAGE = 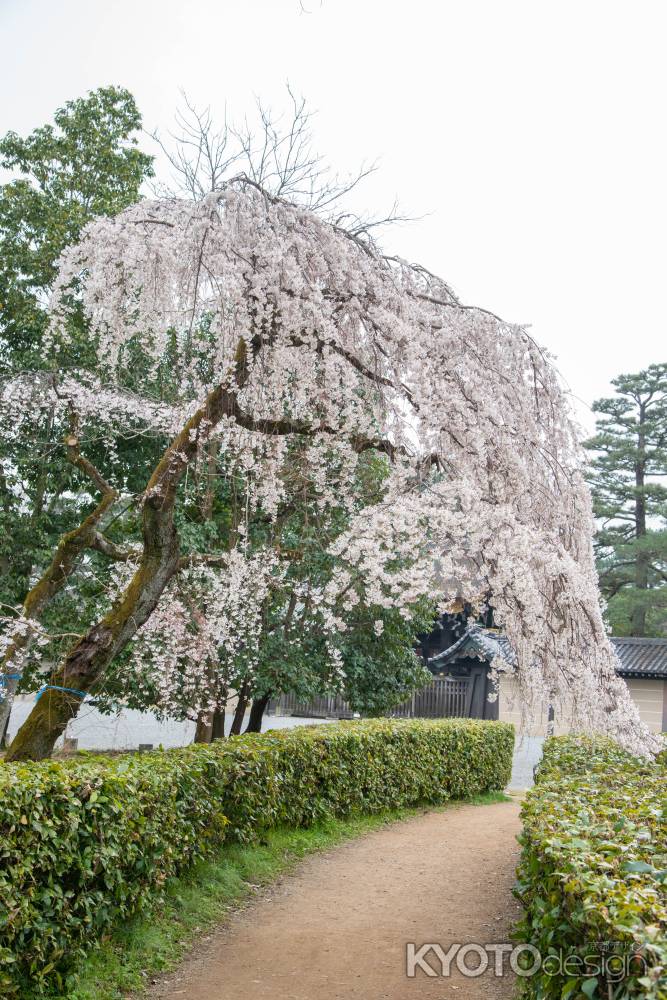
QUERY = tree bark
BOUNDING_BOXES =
[229,682,250,736]
[0,712,10,750]
[632,404,648,635]
[0,436,119,741]
[201,438,220,521]
[194,711,213,743]
[5,518,181,760]
[211,706,226,740]
[245,693,271,733]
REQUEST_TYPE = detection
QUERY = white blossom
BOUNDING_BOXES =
[2,179,656,755]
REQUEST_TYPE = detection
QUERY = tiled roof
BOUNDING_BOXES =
[610,637,667,679]
[429,627,667,680]
[429,627,514,669]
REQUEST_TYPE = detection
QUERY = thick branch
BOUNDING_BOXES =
[0,438,119,737]
[6,351,407,760]
[89,531,135,562]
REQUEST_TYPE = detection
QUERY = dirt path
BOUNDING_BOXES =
[151,800,522,1000]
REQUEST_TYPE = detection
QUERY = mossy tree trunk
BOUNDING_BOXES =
[5,381,236,762]
[5,514,181,760]
[6,338,385,761]
[0,433,119,741]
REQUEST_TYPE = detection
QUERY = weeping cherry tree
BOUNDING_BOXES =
[1,177,659,759]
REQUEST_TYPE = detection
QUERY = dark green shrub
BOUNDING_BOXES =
[0,747,230,995]
[0,717,513,994]
[213,717,514,838]
[516,735,667,1000]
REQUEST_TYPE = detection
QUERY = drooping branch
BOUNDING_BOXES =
[8,178,657,761]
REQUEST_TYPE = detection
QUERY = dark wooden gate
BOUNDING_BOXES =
[388,677,470,718]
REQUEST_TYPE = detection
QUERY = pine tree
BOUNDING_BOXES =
[584,364,667,635]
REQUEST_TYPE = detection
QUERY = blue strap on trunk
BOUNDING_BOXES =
[0,673,22,700]
[35,684,88,702]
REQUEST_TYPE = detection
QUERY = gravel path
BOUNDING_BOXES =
[150,799,522,1000]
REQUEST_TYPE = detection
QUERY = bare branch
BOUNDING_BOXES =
[151,87,413,238]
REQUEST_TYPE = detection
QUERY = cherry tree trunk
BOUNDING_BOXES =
[0,488,116,742]
[194,711,213,743]
[6,379,241,761]
[6,529,180,761]
[229,683,250,736]
[211,707,226,740]
[193,707,225,742]
[245,694,271,733]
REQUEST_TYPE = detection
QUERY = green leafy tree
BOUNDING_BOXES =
[584,364,667,635]
[0,85,153,370]
[337,601,434,715]
[0,87,153,609]
[0,88,154,745]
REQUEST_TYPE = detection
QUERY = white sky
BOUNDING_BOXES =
[2,0,665,434]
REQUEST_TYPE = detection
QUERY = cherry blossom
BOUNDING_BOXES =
[3,178,660,759]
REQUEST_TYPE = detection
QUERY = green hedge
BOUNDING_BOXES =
[516,735,667,1000]
[0,717,513,994]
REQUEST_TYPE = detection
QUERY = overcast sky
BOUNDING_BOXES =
[2,0,665,434]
